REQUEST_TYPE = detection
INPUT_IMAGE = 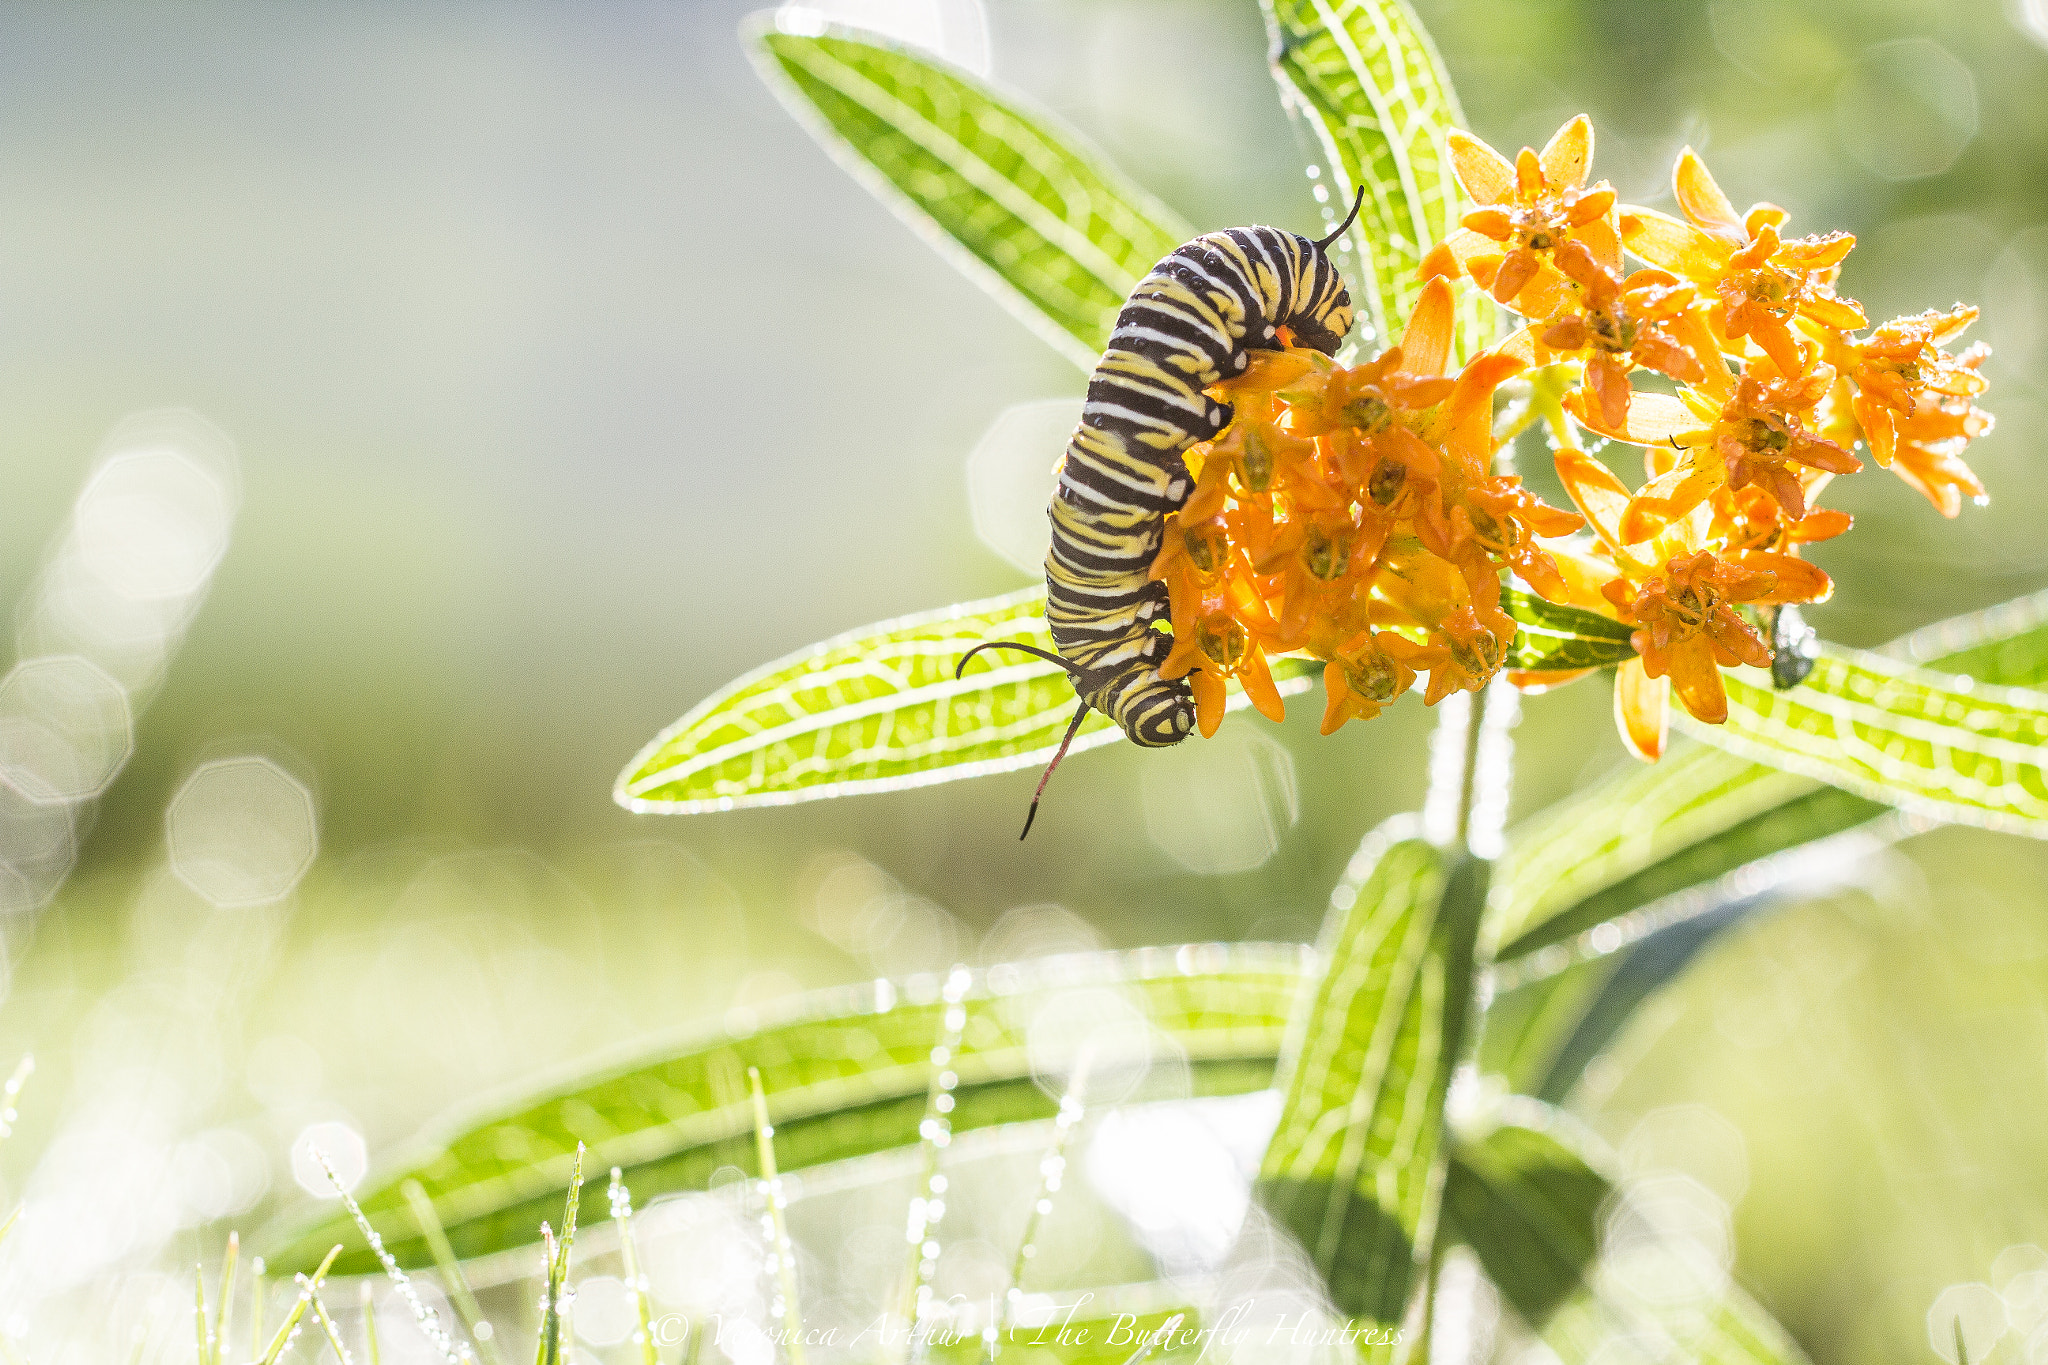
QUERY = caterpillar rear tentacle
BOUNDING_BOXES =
[970,190,1364,837]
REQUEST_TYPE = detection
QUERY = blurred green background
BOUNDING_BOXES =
[0,0,2044,1360]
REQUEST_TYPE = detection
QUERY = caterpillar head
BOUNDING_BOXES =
[1118,671,1195,748]
[1286,295,1353,356]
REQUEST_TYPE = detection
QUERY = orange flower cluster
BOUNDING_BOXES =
[1158,115,1994,761]
[1149,278,1584,739]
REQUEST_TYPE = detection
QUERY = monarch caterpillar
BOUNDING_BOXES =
[960,190,1365,837]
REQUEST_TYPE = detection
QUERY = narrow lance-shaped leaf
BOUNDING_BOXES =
[256,947,1308,1275]
[1261,0,1492,360]
[1441,1105,1810,1365]
[1482,588,2048,1104]
[1502,588,1635,673]
[1254,829,1482,1352]
[746,16,1189,370]
[1489,586,2048,967]
[1688,645,2048,836]
[1440,1110,1606,1327]
[615,587,1313,813]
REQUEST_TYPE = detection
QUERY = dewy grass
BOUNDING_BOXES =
[214,1233,240,1365]
[607,1167,661,1365]
[403,1176,506,1365]
[534,1143,585,1365]
[257,1244,342,1365]
[311,1287,357,1365]
[748,1067,808,1365]
[0,1054,34,1147]
[315,1146,467,1363]
[898,967,971,1363]
[362,1283,383,1365]
[985,1053,1091,1362]
[250,1257,266,1361]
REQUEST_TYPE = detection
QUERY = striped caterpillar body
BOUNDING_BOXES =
[962,194,1362,836]
[1048,219,1359,740]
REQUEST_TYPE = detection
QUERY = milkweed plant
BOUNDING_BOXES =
[240,3,2048,1364]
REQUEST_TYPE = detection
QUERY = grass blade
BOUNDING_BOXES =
[215,1233,239,1365]
[363,1284,382,1365]
[748,1072,807,1365]
[402,1178,505,1365]
[896,968,971,1361]
[0,1055,33,1147]
[194,1261,210,1365]
[318,1149,466,1364]
[535,1146,585,1365]
[1261,0,1489,359]
[988,1054,1088,1359]
[258,1245,341,1365]
[608,1170,662,1365]
[250,1257,266,1362]
[747,15,1189,370]
[312,1289,356,1365]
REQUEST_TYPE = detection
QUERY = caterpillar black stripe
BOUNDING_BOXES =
[959,190,1364,837]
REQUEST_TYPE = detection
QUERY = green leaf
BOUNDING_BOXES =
[1254,829,1481,1341]
[1480,589,2048,1103]
[746,16,1189,370]
[1490,587,2048,969]
[1441,1108,1607,1327]
[256,946,1310,1275]
[616,588,1314,813]
[1488,745,1882,964]
[1502,588,1636,673]
[1691,645,2048,836]
[1444,1107,1810,1364]
[1260,0,1490,359]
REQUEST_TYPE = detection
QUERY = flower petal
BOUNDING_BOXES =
[1665,635,1730,724]
[1319,662,1355,735]
[1399,277,1455,378]
[1614,656,1670,761]
[1539,114,1594,190]
[1621,208,1734,281]
[1191,668,1226,738]
[1553,446,1634,555]
[1508,667,1595,693]
[1620,459,1725,545]
[1673,148,1744,241]
[1732,550,1833,604]
[1448,129,1516,206]
[1239,649,1286,723]
[1565,388,1706,447]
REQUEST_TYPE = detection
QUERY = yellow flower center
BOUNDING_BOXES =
[1343,653,1402,703]
[1367,459,1408,507]
[1343,394,1394,433]
[1301,525,1350,581]
[1449,629,1499,676]
[1239,427,1273,491]
[1196,616,1246,669]
[1183,524,1228,577]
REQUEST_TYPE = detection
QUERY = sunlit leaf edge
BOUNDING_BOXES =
[1682,644,2048,838]
[615,586,1319,815]
[743,11,1190,372]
